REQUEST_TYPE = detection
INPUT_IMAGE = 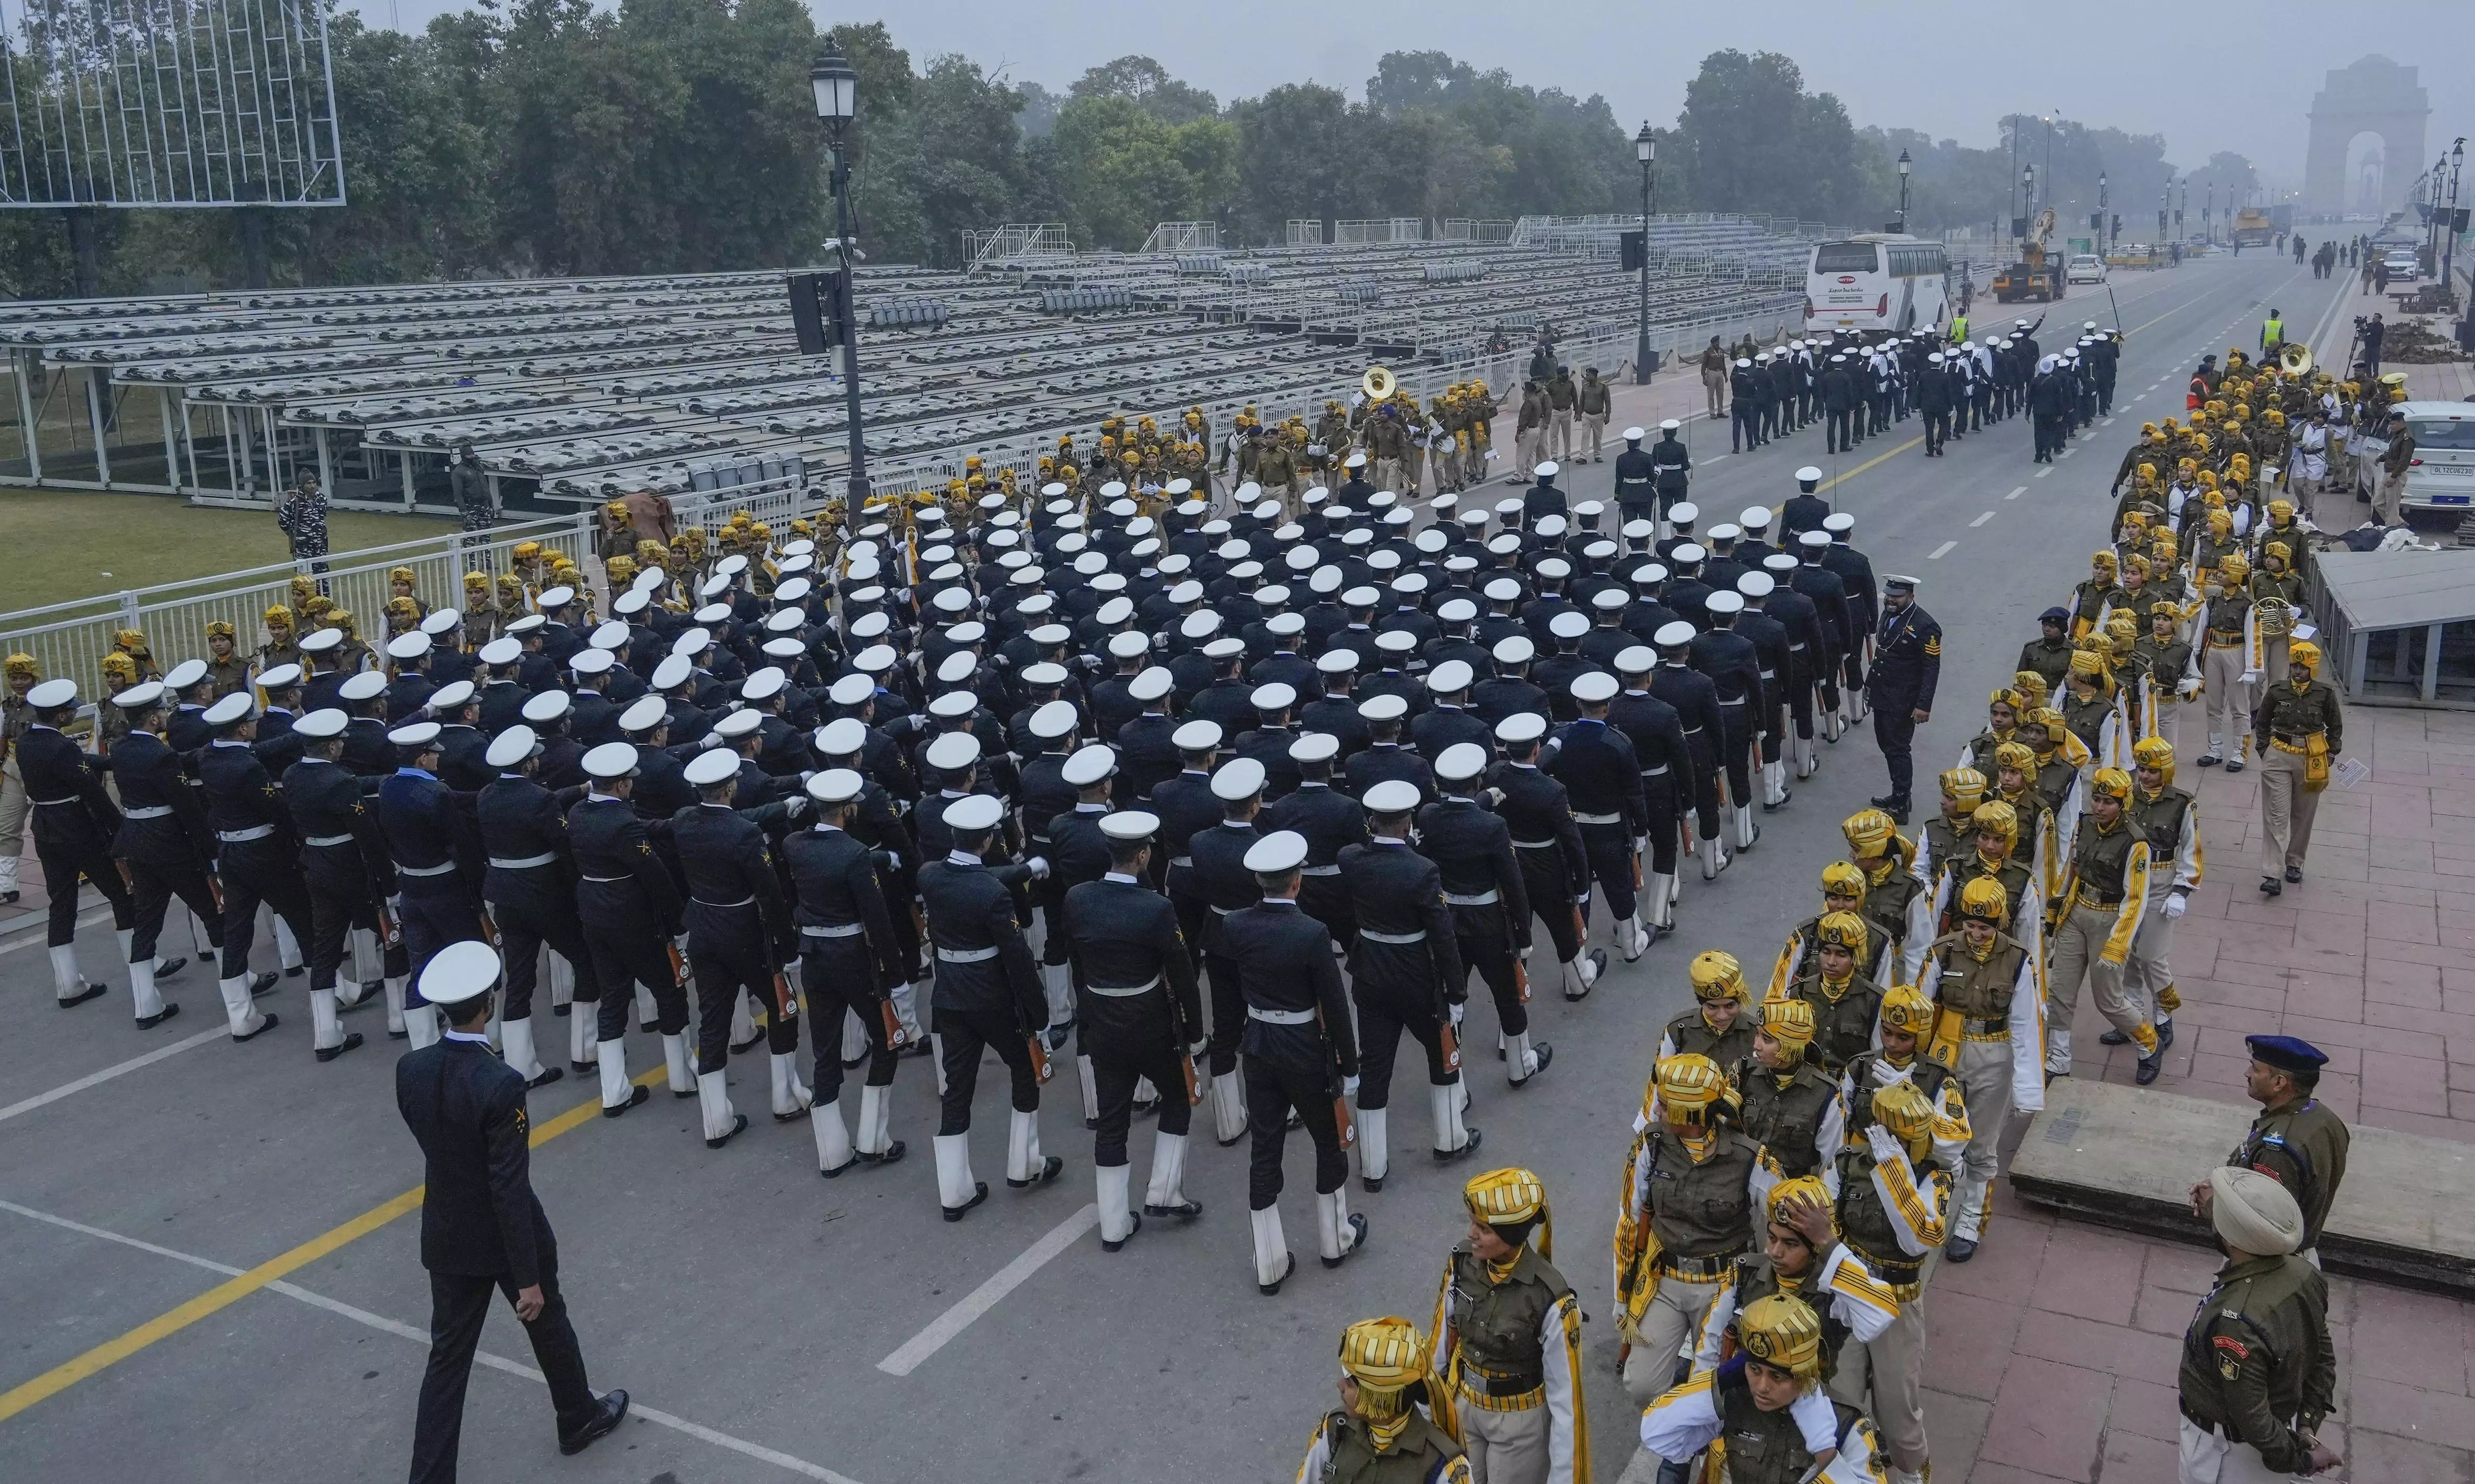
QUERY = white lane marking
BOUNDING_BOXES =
[1969,512,1995,527]
[1928,540,1958,559]
[2036,466,2054,478]
[2131,393,2146,402]
[2101,417,2116,426]
[2059,447,2076,459]
[2006,486,2026,500]
[0,1028,224,1125]
[0,910,112,954]
[877,1203,1100,1376]
[0,1198,867,1483]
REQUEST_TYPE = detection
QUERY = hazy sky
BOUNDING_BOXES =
[349,0,2473,189]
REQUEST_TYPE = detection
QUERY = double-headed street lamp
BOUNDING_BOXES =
[1897,149,1912,233]
[2445,138,2465,301]
[1634,122,1657,385]
[811,37,869,508]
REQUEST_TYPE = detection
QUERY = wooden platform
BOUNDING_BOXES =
[2009,1077,2475,1296]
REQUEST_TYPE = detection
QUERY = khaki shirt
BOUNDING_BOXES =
[2177,1253,2335,1471]
[2253,679,2341,755]
[2230,1096,2350,1250]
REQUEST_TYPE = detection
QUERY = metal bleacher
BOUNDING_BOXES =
[0,214,1825,516]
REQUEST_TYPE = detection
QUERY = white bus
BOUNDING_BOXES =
[1804,234,1953,336]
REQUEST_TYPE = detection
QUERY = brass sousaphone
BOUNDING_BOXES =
[2277,342,2312,378]
[1361,365,1397,401]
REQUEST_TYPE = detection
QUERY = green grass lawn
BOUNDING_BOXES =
[2,488,454,610]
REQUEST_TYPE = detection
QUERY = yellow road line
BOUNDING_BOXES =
[1816,435,1926,493]
[0,1066,661,1422]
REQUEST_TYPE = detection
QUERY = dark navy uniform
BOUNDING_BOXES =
[1868,598,1943,811]
[18,721,135,951]
[568,792,690,1044]
[1225,897,1357,1210]
[1344,739,1435,804]
[1545,716,1648,932]
[1416,792,1534,1050]
[1262,779,1367,946]
[671,799,796,1074]
[377,765,483,1005]
[1609,682,1693,886]
[283,754,404,1000]
[1063,871,1204,1168]
[1489,755,1590,969]
[1691,624,1766,819]
[916,849,1048,1136]
[1337,837,1465,1161]
[478,772,600,1029]
[1791,559,1855,720]
[784,820,910,1109]
[110,727,220,973]
[199,736,315,987]
[1188,818,1263,1085]
[1650,658,1727,847]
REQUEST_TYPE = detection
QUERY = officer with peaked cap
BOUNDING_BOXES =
[478,723,599,1089]
[1865,574,1941,824]
[569,740,694,1110]
[1489,711,1605,998]
[1296,1315,1471,1483]
[1262,731,1367,946]
[1340,777,1476,1191]
[1424,743,1548,1084]
[674,745,800,1147]
[375,721,475,1048]
[1613,425,1658,527]
[1190,753,1272,1141]
[784,768,913,1178]
[1650,621,1730,879]
[1792,532,1857,743]
[1818,512,1877,722]
[100,681,202,1026]
[1781,466,1831,539]
[1608,647,1691,940]
[282,706,399,1055]
[1524,461,1566,521]
[1227,827,1363,1292]
[2210,1035,2349,1264]
[1435,1166,1590,1483]
[918,791,1060,1220]
[197,690,313,1045]
[1048,742,1129,1124]
[1063,809,1206,1250]
[1693,588,1769,855]
[1549,669,1651,967]
[397,940,630,1483]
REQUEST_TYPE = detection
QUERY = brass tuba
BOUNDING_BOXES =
[2277,343,2312,378]
[1361,365,1397,401]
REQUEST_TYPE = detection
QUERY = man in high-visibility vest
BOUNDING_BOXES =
[1950,311,1970,343]
[2260,310,2285,355]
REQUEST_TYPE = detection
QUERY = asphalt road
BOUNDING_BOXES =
[0,246,2349,1484]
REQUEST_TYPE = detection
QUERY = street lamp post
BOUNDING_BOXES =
[1897,148,1912,233]
[2445,138,2465,304]
[1634,123,1656,385]
[2097,171,2107,257]
[811,38,868,509]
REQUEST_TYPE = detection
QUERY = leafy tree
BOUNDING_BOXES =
[1069,56,1218,126]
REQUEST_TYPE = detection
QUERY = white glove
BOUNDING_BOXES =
[1027,855,1051,879]
[1867,1123,1905,1165]
[1449,1002,1465,1027]
[784,795,809,819]
[2240,670,2261,685]
[2164,892,2188,920]
[1634,836,1649,858]
[1342,1075,1361,1097]
[2177,679,2202,699]
[697,732,726,749]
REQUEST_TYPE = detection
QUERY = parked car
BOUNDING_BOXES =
[2066,254,2107,284]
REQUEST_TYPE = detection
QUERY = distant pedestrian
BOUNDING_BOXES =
[275,473,330,586]
[399,942,628,1483]
[451,441,492,546]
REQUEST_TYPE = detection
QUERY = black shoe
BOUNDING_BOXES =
[1564,949,1607,1002]
[1511,1044,1553,1086]
[316,1032,365,1063]
[1361,1173,1385,1193]
[0,889,17,904]
[1215,1117,1249,1148]
[705,1113,748,1150]
[859,1140,907,1167]
[551,1002,570,1018]
[2158,1019,2176,1048]
[1322,1213,1369,1269]
[2136,1051,2164,1085]
[1009,1154,1066,1189]
[1433,1127,1482,1163]
[2224,759,2244,774]
[283,963,305,978]
[342,982,382,1011]
[250,971,280,996]
[524,1065,564,1090]
[233,1011,280,1043]
[136,1002,183,1029]
[558,1390,630,1456]
[1945,1236,1979,1263]
[2196,754,2223,768]
[1762,789,1792,812]
[2261,876,2283,897]
[1045,1021,1074,1053]
[943,1182,990,1222]
[1101,1211,1143,1253]
[388,1026,409,1040]
[57,982,108,1009]
[1870,793,1903,809]
[571,1060,596,1075]
[729,1032,763,1055]
[1258,1250,1295,1296]
[1286,1107,1303,1130]
[2285,865,2302,884]
[820,1154,854,1179]
[601,1084,650,1118]
[1145,1195,1203,1220]
[2099,1028,2131,1045]
[155,956,187,980]
[673,1084,699,1099]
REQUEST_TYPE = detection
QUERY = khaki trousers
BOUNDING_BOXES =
[2257,745,2320,874]
[1622,1272,1727,1412]
[2258,635,2289,686]
[2376,466,2407,525]
[2202,643,2251,760]
[2177,1416,2292,1483]
[1549,408,1575,460]
[1830,1290,1929,1471]
[2048,902,2153,1050]
[1703,368,1725,416]
[1374,456,1405,494]
[1582,413,1609,460]
[1516,428,1543,476]
[1404,444,1426,494]
[2123,885,2180,1023]
[1952,1036,2014,1243]
[1462,1396,1551,1484]
[0,752,26,894]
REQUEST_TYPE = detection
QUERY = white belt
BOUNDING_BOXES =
[1086,975,1160,997]
[1169,855,1194,868]
[694,896,754,909]
[1247,1005,1317,1025]
[1759,670,1776,680]
[1511,838,1557,850]
[398,860,457,877]
[1210,903,1235,915]
[123,805,174,819]
[1573,811,1624,826]
[1300,864,1341,876]
[1443,889,1500,906]
[1640,765,1670,777]
[801,922,864,938]
[1720,697,1748,706]
[1359,928,1427,945]
[489,852,556,869]
[582,873,632,883]
[1788,643,1808,651]
[218,825,275,842]
[1681,726,1704,735]
[306,833,354,848]
[32,795,79,807]
[937,945,1000,963]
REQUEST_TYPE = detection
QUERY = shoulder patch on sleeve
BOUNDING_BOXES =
[2211,1334,2248,1359]
[1922,637,1941,656]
